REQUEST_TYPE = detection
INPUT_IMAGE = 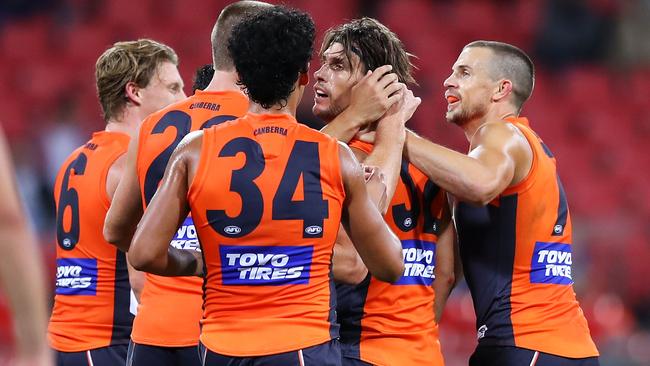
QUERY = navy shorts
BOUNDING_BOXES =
[469,346,600,366]
[341,356,372,366]
[126,341,201,366]
[199,339,341,366]
[55,344,128,366]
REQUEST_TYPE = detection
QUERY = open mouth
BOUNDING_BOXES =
[314,86,328,99]
[446,95,460,104]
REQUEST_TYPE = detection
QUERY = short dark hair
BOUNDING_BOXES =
[211,1,271,71]
[465,40,535,112]
[96,39,177,121]
[228,6,315,109]
[192,64,214,92]
[321,17,416,85]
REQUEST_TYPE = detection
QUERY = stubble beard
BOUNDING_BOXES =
[446,102,488,126]
[314,102,346,124]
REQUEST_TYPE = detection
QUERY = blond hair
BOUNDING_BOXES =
[95,39,178,121]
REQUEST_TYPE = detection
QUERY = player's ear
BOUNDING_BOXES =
[125,81,142,106]
[492,79,512,102]
[299,72,309,86]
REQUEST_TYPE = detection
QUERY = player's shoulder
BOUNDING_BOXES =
[295,121,339,144]
[474,119,528,148]
[65,130,124,159]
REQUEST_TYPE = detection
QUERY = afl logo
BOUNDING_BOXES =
[305,226,323,235]
[223,226,242,235]
[553,224,563,234]
[60,237,75,250]
[403,217,412,228]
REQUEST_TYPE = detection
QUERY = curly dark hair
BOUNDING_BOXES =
[228,6,315,109]
[192,64,214,92]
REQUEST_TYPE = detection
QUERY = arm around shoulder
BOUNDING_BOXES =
[405,123,519,205]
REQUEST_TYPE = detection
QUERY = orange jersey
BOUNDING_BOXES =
[48,131,132,352]
[336,139,446,366]
[188,113,345,356]
[133,89,249,346]
[455,117,598,358]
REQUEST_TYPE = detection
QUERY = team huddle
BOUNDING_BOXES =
[46,2,600,366]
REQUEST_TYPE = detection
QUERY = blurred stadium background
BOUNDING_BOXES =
[0,0,648,365]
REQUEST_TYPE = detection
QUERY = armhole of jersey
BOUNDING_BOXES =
[502,123,539,196]
[100,144,128,210]
[187,129,211,204]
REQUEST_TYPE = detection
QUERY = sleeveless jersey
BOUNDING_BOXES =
[188,113,345,356]
[48,131,133,352]
[336,139,447,366]
[455,117,599,358]
[133,89,248,346]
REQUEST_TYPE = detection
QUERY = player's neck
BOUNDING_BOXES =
[104,110,140,137]
[204,70,241,93]
[462,106,518,142]
[247,84,302,118]
[248,103,296,117]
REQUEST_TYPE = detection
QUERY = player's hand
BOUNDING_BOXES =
[362,164,388,213]
[346,65,404,128]
[384,86,421,125]
[362,164,383,183]
[373,86,420,146]
[397,87,421,124]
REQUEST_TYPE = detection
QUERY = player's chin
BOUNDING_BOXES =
[445,111,460,125]
[312,104,329,120]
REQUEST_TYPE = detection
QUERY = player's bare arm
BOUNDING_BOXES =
[432,200,459,323]
[405,122,530,205]
[128,131,203,277]
[0,129,52,366]
[331,148,374,285]
[338,142,404,283]
[104,151,145,300]
[321,65,403,142]
[330,89,419,285]
[104,130,144,252]
[364,86,420,208]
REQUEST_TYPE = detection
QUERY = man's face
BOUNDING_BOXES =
[138,61,186,118]
[312,42,365,123]
[443,47,495,126]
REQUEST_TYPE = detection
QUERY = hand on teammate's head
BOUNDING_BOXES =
[347,64,403,127]
[374,85,420,138]
[397,87,421,124]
